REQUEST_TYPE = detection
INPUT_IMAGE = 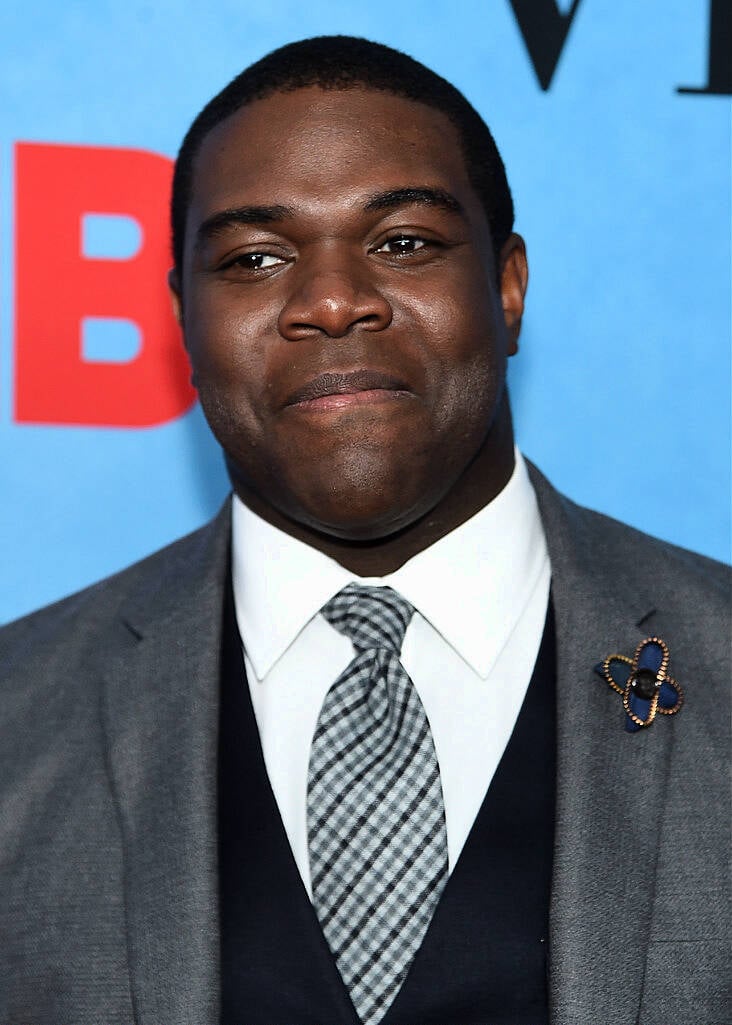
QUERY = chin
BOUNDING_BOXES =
[296,487,433,543]
[230,448,443,542]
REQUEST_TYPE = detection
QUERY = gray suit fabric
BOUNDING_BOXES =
[1,465,729,1025]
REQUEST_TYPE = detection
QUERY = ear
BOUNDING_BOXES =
[168,268,183,328]
[498,233,528,356]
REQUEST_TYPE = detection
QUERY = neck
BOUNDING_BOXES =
[233,399,516,577]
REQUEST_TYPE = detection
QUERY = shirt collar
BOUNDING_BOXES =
[232,449,549,680]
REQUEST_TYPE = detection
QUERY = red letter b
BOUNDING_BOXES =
[14,142,195,427]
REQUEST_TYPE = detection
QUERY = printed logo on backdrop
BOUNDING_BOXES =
[508,0,730,93]
[5,0,730,429]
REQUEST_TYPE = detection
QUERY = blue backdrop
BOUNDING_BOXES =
[1,0,729,623]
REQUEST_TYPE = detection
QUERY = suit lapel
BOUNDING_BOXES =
[530,466,675,1025]
[100,505,231,1025]
[96,470,678,1023]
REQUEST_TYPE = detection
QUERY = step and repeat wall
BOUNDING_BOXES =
[1,1,729,622]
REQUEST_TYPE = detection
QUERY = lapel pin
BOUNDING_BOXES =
[594,636,683,732]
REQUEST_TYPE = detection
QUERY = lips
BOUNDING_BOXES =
[285,370,411,408]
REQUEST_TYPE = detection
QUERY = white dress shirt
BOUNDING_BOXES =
[231,450,551,897]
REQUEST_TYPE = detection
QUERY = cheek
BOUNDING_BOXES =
[184,296,269,410]
[418,294,507,429]
[436,351,504,451]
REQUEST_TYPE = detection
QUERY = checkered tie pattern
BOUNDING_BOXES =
[307,583,448,1025]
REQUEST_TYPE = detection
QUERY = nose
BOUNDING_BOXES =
[278,252,392,340]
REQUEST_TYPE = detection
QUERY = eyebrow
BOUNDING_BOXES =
[194,186,466,250]
[363,187,465,217]
[195,205,295,249]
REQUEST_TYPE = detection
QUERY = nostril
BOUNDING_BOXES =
[279,291,392,340]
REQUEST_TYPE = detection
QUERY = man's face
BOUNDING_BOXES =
[175,86,526,541]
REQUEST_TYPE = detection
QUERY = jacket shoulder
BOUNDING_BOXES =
[570,500,730,629]
[529,461,730,614]
[0,508,229,673]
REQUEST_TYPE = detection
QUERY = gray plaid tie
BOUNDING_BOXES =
[307,583,448,1025]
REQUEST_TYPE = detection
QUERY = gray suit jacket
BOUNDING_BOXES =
[1,466,729,1025]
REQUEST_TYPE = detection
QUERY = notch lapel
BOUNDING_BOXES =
[530,467,676,1025]
[100,506,231,1025]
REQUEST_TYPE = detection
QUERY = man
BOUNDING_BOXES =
[0,36,728,1025]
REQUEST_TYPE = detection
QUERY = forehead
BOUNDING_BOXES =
[187,86,481,227]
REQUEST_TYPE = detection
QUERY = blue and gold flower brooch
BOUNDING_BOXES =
[595,637,684,732]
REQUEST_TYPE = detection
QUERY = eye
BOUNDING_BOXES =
[222,251,286,272]
[374,235,429,256]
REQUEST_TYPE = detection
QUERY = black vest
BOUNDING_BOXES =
[219,583,556,1024]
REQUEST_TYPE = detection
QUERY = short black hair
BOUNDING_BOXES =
[171,35,514,274]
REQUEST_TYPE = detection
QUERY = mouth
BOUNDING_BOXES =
[285,370,413,412]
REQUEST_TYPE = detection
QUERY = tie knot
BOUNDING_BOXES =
[321,583,414,655]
